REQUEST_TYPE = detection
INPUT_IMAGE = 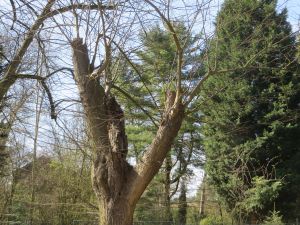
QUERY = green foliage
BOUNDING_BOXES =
[262,211,284,225]
[201,0,300,221]
[120,24,203,223]
[8,152,96,225]
[134,174,166,222]
[236,177,282,214]
[199,215,225,225]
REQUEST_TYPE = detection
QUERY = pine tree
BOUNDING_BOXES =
[135,25,203,220]
[113,24,203,222]
[201,0,300,222]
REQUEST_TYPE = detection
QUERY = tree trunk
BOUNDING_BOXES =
[72,38,184,225]
[199,173,206,216]
[178,181,187,225]
[98,198,135,225]
[0,123,10,175]
[164,153,173,222]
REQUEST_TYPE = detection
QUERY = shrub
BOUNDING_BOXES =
[199,215,224,225]
[262,211,284,225]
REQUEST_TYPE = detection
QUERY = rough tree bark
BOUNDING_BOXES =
[71,38,185,225]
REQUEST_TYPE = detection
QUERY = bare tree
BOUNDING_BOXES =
[0,0,257,224]
[69,1,211,223]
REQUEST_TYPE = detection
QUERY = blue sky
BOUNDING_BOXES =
[278,0,300,31]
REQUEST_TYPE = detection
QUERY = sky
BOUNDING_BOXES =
[278,0,300,31]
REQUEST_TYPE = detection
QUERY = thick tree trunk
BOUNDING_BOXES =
[72,38,135,225]
[98,198,134,225]
[72,38,184,225]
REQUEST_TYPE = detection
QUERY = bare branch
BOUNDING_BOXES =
[9,0,17,30]
[112,84,158,128]
[144,0,183,100]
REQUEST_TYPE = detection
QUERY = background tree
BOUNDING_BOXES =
[0,112,96,224]
[201,0,300,222]
[0,44,8,175]
[178,181,188,225]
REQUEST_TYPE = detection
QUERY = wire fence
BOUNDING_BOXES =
[1,201,299,225]
[1,220,299,225]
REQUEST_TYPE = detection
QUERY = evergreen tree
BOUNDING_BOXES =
[201,0,300,222]
[113,24,203,222]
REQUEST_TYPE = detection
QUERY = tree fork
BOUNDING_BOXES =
[72,38,185,225]
[72,38,135,224]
